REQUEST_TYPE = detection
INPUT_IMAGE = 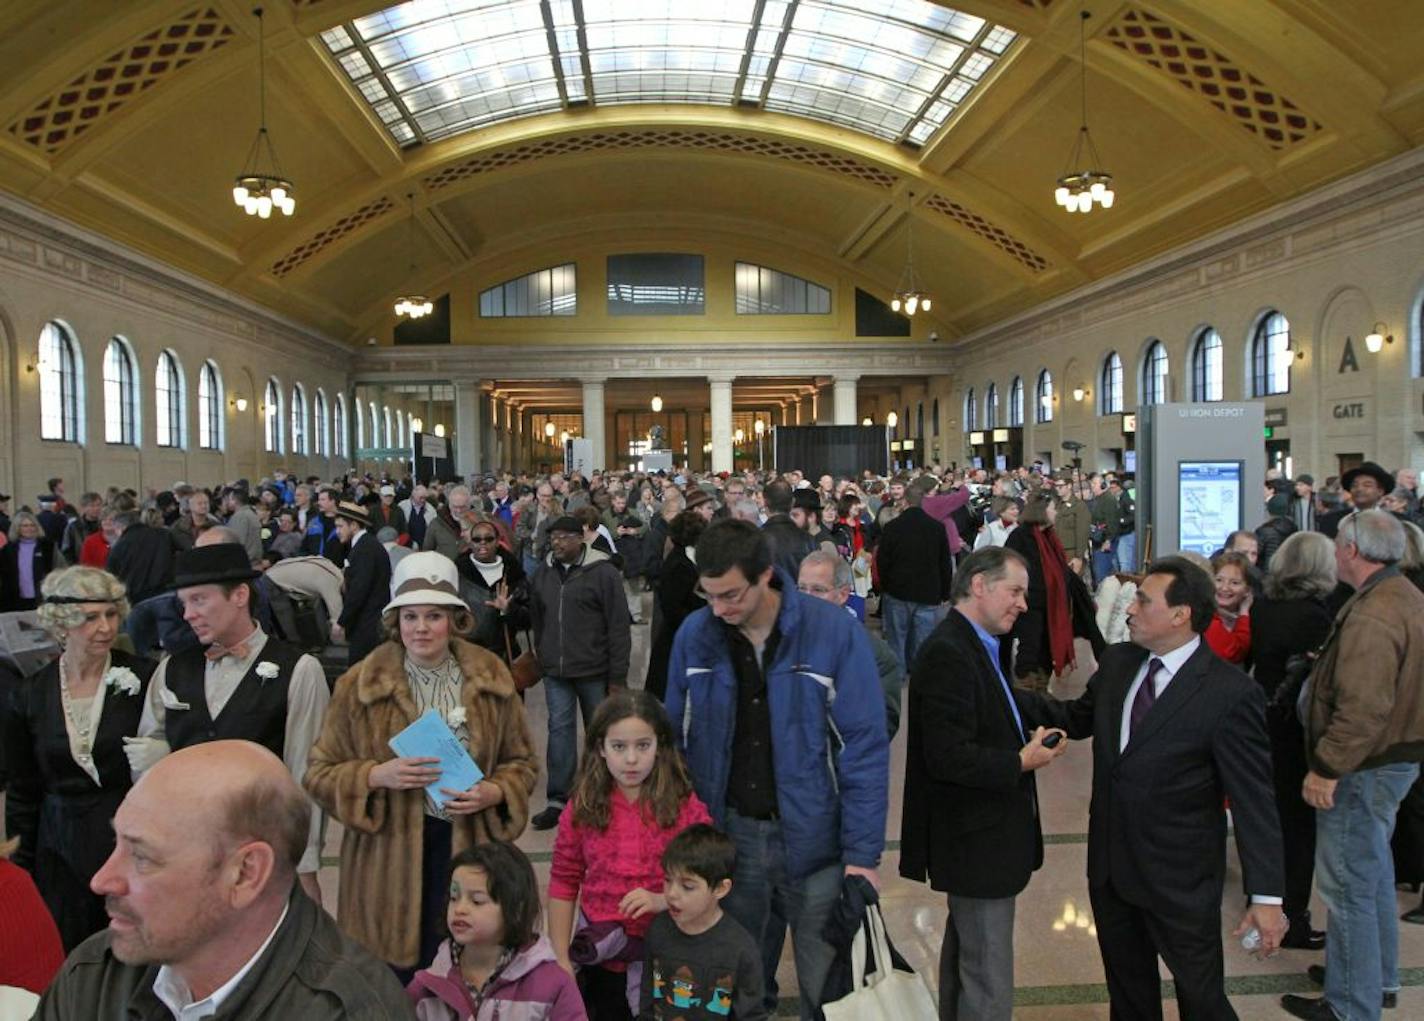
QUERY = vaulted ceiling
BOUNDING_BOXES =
[1,0,1420,345]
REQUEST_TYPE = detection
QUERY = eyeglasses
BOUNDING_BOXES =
[695,582,751,606]
[469,534,498,544]
[797,583,837,596]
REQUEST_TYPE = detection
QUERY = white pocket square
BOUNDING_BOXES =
[159,689,190,711]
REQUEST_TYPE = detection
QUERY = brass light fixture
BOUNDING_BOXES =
[393,193,433,319]
[890,192,931,316]
[1054,9,1115,214]
[232,8,295,218]
[1072,385,1091,402]
[1365,321,1394,353]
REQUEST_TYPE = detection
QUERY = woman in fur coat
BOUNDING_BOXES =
[306,551,539,977]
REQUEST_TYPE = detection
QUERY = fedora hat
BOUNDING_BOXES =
[383,551,470,614]
[1340,461,1393,494]
[334,500,370,526]
[173,543,260,589]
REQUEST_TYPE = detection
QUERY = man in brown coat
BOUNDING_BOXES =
[1283,509,1424,1021]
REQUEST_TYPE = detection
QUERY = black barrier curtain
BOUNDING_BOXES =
[773,426,889,478]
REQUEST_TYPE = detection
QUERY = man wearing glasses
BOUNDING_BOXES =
[666,519,889,1020]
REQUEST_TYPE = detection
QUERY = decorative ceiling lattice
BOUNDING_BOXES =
[321,0,1017,150]
[1103,7,1322,150]
[7,7,236,155]
[423,128,900,191]
[923,193,1049,272]
[271,195,397,277]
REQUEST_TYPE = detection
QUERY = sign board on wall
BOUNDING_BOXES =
[420,433,449,460]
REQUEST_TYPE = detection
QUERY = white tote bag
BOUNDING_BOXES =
[822,904,938,1021]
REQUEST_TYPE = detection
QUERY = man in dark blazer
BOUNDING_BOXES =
[901,546,1067,1021]
[332,501,390,664]
[1027,556,1286,1020]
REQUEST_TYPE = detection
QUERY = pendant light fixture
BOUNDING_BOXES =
[393,193,433,320]
[890,191,931,317]
[650,394,663,413]
[232,8,295,218]
[1054,8,1115,214]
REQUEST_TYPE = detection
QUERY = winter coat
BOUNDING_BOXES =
[455,549,532,662]
[304,639,539,967]
[407,936,585,1021]
[528,546,631,684]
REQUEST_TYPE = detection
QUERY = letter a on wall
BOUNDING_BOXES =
[1338,336,1359,374]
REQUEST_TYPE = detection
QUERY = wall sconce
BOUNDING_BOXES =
[1365,322,1394,354]
[1072,385,1091,402]
[231,396,248,412]
[24,349,38,372]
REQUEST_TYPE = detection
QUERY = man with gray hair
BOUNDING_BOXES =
[34,741,412,1019]
[1284,509,1424,1020]
[422,484,470,561]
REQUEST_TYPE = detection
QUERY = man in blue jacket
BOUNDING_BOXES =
[666,518,889,1020]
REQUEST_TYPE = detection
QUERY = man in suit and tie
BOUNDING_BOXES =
[331,501,391,664]
[1028,556,1286,1020]
[901,546,1068,1020]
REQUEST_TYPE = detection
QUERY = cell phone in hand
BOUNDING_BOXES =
[1042,731,1064,749]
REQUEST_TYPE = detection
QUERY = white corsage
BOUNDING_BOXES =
[255,661,280,681]
[105,666,142,697]
[446,706,467,728]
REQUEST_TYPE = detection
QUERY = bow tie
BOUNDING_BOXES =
[205,639,252,662]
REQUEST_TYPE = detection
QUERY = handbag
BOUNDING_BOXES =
[503,625,541,692]
[822,904,937,1021]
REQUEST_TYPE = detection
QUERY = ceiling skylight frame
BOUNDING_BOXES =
[320,0,1016,150]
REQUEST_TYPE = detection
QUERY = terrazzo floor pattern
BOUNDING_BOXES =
[309,615,1424,1017]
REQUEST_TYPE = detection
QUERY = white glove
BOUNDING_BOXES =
[122,736,170,774]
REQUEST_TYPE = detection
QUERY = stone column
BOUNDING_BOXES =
[452,377,481,480]
[709,375,735,474]
[582,379,607,470]
[833,376,859,425]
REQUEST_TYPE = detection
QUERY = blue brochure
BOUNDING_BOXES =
[388,710,484,810]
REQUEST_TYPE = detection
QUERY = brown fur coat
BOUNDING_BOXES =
[304,638,538,966]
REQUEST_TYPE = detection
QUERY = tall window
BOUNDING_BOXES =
[985,383,999,428]
[383,407,393,450]
[1036,370,1054,423]
[1141,341,1169,406]
[334,394,348,456]
[198,360,221,450]
[1191,328,1223,401]
[264,378,282,453]
[355,400,365,449]
[38,321,81,442]
[1009,376,1024,427]
[396,410,405,447]
[607,253,705,315]
[734,263,831,314]
[1252,311,1292,396]
[480,263,577,317]
[291,384,307,455]
[103,337,138,445]
[963,388,977,431]
[155,350,183,448]
[1100,351,1123,415]
[370,402,380,447]
[932,398,940,436]
[314,390,328,456]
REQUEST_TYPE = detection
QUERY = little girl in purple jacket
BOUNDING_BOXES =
[407,843,585,1021]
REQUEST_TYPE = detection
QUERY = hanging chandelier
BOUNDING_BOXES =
[1054,9,1115,214]
[393,193,433,319]
[890,191,932,316]
[232,8,295,218]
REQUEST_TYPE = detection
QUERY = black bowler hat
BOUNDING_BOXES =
[1341,461,1394,494]
[173,544,260,588]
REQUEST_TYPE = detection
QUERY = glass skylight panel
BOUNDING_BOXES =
[321,0,1016,147]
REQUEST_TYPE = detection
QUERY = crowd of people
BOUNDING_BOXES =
[0,453,1422,1020]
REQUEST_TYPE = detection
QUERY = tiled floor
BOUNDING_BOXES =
[310,615,1424,1017]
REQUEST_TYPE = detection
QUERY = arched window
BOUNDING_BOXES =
[1141,341,1169,406]
[985,383,999,428]
[370,402,380,447]
[1252,311,1292,396]
[407,412,415,444]
[314,389,328,456]
[932,398,940,436]
[1191,328,1223,401]
[916,402,924,441]
[291,384,307,455]
[38,321,81,442]
[1100,350,1123,415]
[396,410,406,447]
[103,337,139,445]
[334,394,348,456]
[1036,370,1054,423]
[197,360,222,450]
[383,406,393,450]
[355,399,365,450]
[264,378,283,453]
[155,350,184,448]
[1009,376,1024,427]
[963,388,977,431]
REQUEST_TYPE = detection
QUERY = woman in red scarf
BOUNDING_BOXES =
[1005,489,1104,692]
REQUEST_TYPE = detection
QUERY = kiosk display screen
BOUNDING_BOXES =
[1177,460,1243,555]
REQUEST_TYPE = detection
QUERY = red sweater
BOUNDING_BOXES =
[0,859,64,992]
[79,530,110,567]
[1205,612,1251,665]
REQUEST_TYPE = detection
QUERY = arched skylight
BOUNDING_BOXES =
[321,0,1016,148]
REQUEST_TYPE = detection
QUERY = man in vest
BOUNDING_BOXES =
[127,543,329,904]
